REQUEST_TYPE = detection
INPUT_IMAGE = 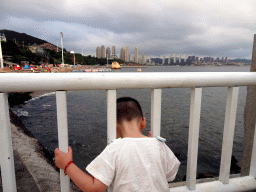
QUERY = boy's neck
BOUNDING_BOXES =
[119,120,147,138]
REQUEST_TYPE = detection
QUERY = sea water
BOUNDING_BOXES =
[11,65,250,181]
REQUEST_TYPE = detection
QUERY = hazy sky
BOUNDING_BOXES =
[1,0,255,59]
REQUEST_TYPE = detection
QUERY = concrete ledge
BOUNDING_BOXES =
[169,175,256,192]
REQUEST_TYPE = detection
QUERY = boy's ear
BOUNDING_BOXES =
[140,117,146,130]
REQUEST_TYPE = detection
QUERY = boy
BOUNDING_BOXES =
[55,97,180,192]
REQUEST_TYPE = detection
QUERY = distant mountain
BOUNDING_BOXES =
[0,29,48,46]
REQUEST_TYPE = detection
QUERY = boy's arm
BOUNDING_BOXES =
[54,146,108,192]
[65,163,108,192]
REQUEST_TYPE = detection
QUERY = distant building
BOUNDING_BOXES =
[39,43,58,52]
[174,54,176,63]
[96,46,101,58]
[142,53,147,64]
[101,45,105,58]
[168,55,171,64]
[29,43,44,55]
[112,46,116,56]
[0,33,6,42]
[162,55,165,64]
[125,46,130,62]
[120,47,125,61]
[134,47,139,63]
[106,47,111,59]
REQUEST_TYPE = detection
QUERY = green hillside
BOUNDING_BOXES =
[1,30,122,66]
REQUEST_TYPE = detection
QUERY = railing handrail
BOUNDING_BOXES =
[0,72,256,92]
[0,72,256,192]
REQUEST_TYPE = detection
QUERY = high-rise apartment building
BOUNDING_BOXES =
[96,46,101,58]
[168,55,171,64]
[174,54,176,63]
[134,47,139,63]
[125,46,130,62]
[184,54,187,62]
[101,45,105,58]
[162,56,165,65]
[120,47,125,61]
[179,54,181,63]
[106,47,111,58]
[142,53,147,64]
[112,46,116,56]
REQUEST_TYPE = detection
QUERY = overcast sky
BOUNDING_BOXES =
[1,0,255,59]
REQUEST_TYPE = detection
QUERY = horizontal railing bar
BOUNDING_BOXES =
[0,72,256,92]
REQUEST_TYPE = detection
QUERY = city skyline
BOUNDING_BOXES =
[1,0,254,59]
[95,44,233,64]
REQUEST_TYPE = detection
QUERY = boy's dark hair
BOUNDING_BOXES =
[117,97,143,123]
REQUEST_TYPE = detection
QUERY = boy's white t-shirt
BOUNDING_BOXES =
[86,137,180,192]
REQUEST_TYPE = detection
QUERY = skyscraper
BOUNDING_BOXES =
[106,47,111,59]
[179,54,181,63]
[134,47,139,63]
[162,56,165,65]
[101,45,105,58]
[168,55,171,64]
[142,53,146,64]
[120,47,125,61]
[112,46,116,56]
[125,46,130,62]
[174,54,176,63]
[96,46,101,58]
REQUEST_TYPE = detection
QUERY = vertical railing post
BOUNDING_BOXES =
[151,89,162,137]
[219,87,239,184]
[56,91,70,192]
[107,90,116,144]
[249,122,256,178]
[0,93,17,192]
[186,87,202,190]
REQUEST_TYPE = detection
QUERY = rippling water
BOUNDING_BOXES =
[11,65,250,181]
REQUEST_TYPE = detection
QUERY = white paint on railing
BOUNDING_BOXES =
[219,87,239,184]
[107,90,116,144]
[250,123,256,178]
[186,88,202,190]
[151,89,162,137]
[56,91,70,192]
[0,93,17,192]
[0,72,256,92]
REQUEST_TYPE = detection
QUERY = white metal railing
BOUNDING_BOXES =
[0,72,256,192]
